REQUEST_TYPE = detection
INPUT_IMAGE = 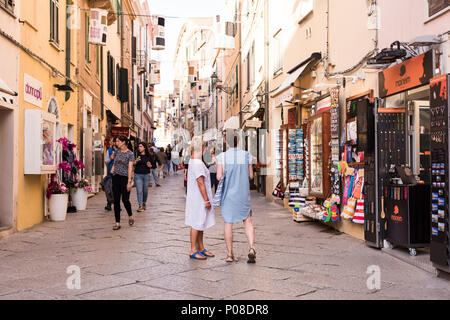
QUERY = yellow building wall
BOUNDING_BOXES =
[17,0,78,231]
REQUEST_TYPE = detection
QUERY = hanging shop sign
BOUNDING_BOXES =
[316,95,332,114]
[89,9,108,46]
[24,73,43,108]
[111,126,129,137]
[379,50,433,97]
[244,120,262,129]
[213,14,235,50]
[149,61,161,85]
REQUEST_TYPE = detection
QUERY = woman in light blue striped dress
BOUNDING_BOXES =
[216,133,256,263]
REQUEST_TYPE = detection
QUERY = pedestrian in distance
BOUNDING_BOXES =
[102,137,119,211]
[165,145,172,176]
[111,135,135,230]
[134,142,152,213]
[216,131,256,263]
[208,147,219,193]
[157,147,168,179]
[171,145,181,175]
[148,147,161,187]
[185,136,215,260]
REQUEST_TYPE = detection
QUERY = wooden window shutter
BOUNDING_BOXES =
[119,68,129,103]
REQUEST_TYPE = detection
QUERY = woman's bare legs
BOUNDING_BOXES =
[224,222,234,257]
[243,216,255,249]
[190,228,206,259]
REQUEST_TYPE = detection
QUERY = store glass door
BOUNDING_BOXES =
[406,85,431,184]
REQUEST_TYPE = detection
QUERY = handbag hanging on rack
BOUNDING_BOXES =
[272,181,285,199]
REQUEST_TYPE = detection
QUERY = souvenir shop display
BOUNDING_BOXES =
[288,129,304,182]
[429,74,450,267]
[384,184,431,256]
[307,112,331,199]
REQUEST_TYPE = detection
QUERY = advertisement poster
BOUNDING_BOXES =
[42,120,54,166]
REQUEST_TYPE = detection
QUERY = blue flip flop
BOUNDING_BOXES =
[200,249,215,257]
[190,251,206,260]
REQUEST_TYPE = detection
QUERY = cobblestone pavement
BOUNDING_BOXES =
[0,174,449,300]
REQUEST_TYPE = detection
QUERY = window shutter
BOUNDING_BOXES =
[119,68,129,103]
[111,57,115,96]
[132,36,137,64]
[107,53,111,93]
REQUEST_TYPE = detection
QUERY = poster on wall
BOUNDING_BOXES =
[42,120,55,166]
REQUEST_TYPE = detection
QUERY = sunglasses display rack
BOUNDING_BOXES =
[430,74,450,268]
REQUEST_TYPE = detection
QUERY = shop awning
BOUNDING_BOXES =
[89,0,117,26]
[0,76,17,107]
[271,52,321,104]
[222,115,240,131]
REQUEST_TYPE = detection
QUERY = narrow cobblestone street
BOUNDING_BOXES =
[0,174,449,300]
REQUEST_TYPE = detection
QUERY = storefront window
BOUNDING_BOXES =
[381,85,431,184]
[310,116,323,194]
[42,119,55,166]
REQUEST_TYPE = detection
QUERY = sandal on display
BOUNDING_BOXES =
[190,252,206,260]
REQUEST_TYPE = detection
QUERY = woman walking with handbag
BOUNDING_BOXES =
[134,142,152,212]
[185,136,215,260]
[111,136,135,230]
[216,132,256,263]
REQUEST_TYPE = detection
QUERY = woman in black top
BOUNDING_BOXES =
[111,136,135,230]
[134,142,152,212]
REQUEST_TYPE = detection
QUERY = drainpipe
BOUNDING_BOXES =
[100,46,104,121]
[264,0,269,132]
[120,0,124,125]
[65,3,71,102]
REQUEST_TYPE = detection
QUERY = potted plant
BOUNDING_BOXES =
[46,175,69,221]
[71,178,92,211]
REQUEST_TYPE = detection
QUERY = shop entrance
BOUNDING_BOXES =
[0,107,14,230]
[380,85,433,269]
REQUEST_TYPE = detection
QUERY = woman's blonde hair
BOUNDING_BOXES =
[189,136,205,155]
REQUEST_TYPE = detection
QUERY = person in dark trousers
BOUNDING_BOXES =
[134,142,152,212]
[148,147,161,187]
[103,137,118,211]
[111,136,135,230]
[157,147,168,179]
[209,147,219,193]
[165,145,172,176]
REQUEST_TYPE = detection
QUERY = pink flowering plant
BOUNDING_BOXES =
[57,138,76,151]
[74,178,93,193]
[46,174,69,198]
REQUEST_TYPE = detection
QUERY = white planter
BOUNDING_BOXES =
[48,194,68,221]
[72,188,88,211]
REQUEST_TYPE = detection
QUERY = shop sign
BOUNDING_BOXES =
[316,95,332,114]
[245,120,262,128]
[111,126,129,137]
[379,50,433,97]
[24,73,43,108]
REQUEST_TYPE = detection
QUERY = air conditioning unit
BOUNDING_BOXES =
[152,16,166,50]
[188,75,197,83]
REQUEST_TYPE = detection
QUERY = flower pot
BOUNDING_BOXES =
[72,188,88,211]
[48,194,68,221]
